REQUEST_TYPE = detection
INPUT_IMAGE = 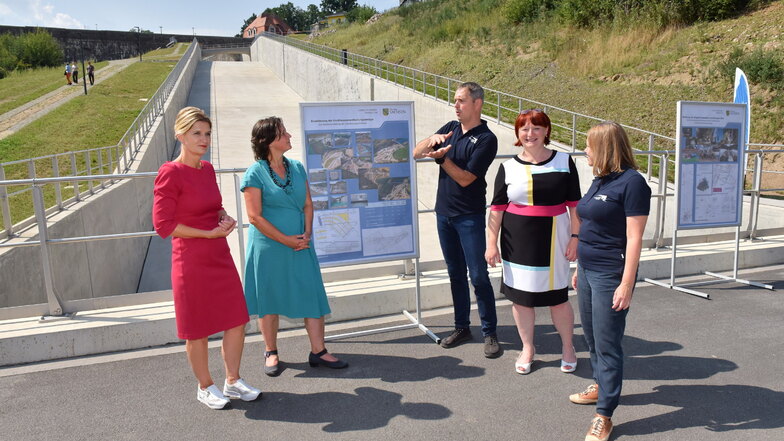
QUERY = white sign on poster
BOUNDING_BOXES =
[300,101,419,267]
[675,101,746,229]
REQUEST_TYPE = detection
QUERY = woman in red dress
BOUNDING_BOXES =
[153,107,260,409]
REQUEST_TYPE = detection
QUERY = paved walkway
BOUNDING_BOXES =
[0,58,136,140]
[1,266,782,440]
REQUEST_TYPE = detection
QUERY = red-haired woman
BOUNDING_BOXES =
[485,109,581,375]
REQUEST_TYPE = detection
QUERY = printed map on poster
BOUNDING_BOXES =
[301,102,419,266]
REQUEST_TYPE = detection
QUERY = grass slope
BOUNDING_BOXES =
[312,0,783,145]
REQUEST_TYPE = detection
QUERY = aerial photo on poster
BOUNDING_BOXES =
[301,102,418,265]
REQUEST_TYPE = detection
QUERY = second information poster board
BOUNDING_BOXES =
[300,101,419,267]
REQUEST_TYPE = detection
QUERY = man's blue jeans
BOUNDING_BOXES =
[436,213,497,337]
[576,264,630,418]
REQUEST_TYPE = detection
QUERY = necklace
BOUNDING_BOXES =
[266,158,293,194]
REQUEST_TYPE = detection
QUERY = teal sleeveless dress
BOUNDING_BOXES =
[241,158,331,318]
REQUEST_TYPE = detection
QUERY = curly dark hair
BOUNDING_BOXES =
[250,116,284,161]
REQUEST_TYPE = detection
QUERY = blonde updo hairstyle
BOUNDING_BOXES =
[174,106,211,138]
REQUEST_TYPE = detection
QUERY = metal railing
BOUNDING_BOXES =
[2,147,782,320]
[0,39,198,239]
[262,32,676,157]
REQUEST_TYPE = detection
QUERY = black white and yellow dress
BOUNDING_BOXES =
[490,150,581,307]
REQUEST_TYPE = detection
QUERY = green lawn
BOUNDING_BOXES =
[0,61,109,116]
[0,60,176,225]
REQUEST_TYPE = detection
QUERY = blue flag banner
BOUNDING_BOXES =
[733,68,750,146]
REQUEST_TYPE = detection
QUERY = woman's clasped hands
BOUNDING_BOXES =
[286,232,311,251]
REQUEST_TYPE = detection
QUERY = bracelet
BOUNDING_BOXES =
[570,234,579,238]
[435,157,445,165]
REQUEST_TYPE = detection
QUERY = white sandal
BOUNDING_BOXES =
[515,352,534,375]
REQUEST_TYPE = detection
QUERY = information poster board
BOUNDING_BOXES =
[300,101,418,267]
[675,101,746,229]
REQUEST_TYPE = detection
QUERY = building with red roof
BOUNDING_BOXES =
[242,13,293,38]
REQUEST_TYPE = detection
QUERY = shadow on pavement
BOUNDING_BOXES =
[282,354,484,382]
[238,386,450,432]
[619,384,784,434]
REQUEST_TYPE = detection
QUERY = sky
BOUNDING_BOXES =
[1,0,402,36]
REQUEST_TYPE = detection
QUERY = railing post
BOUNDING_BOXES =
[70,152,80,202]
[52,156,63,210]
[98,149,106,189]
[647,134,655,180]
[571,113,577,151]
[233,174,246,282]
[86,151,94,195]
[655,154,668,248]
[749,152,763,239]
[497,92,501,123]
[0,166,13,236]
[33,185,66,318]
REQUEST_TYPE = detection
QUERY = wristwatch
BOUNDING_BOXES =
[571,234,579,238]
[435,157,445,165]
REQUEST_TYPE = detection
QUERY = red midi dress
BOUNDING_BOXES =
[153,160,248,340]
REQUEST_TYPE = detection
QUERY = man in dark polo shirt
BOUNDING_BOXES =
[413,82,500,358]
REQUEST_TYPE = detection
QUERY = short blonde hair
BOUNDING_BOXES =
[174,106,211,137]
[586,121,638,177]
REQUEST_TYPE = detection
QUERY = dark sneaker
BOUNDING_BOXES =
[440,328,472,348]
[483,334,502,358]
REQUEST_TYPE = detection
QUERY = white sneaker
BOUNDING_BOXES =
[197,384,230,409]
[223,378,262,401]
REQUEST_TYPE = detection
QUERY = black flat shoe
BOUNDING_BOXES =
[264,350,280,377]
[308,349,348,369]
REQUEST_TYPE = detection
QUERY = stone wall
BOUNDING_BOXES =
[0,25,242,61]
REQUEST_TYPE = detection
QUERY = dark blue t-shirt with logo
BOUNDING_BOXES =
[434,120,498,217]
[577,168,651,272]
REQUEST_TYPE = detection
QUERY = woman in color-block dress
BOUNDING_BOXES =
[485,109,581,375]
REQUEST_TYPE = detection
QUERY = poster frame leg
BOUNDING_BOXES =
[701,227,775,291]
[325,258,441,343]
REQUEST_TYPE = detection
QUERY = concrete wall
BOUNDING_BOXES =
[0,46,202,309]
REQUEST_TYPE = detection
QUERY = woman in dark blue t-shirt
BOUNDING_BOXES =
[569,122,651,441]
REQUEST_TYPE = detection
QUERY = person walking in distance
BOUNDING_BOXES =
[64,62,72,85]
[71,62,78,84]
[87,61,95,85]
[413,82,500,358]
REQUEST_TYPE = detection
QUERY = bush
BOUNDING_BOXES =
[0,29,63,76]
[18,30,63,68]
[502,0,555,23]
[721,47,784,87]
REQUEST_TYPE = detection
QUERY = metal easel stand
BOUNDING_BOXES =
[325,258,441,343]
[644,226,774,299]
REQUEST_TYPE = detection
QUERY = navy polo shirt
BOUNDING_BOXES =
[577,168,651,272]
[434,120,498,217]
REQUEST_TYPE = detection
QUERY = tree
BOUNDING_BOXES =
[346,5,377,23]
[264,2,306,31]
[319,0,358,14]
[303,4,324,30]
[236,13,257,37]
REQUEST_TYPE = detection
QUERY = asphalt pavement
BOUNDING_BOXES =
[0,265,782,441]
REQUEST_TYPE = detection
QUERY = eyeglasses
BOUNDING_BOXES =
[520,108,544,114]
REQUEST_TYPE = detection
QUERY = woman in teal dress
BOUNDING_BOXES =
[242,116,347,376]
